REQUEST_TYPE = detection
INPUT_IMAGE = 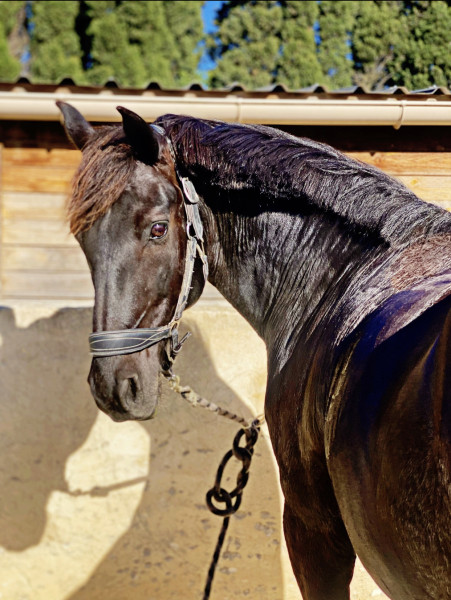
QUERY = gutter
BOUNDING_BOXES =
[0,91,451,128]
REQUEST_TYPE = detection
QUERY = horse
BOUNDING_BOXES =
[57,101,451,600]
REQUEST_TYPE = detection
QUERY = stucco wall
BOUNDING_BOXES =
[0,299,387,599]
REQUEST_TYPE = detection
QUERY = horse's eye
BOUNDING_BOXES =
[150,221,168,240]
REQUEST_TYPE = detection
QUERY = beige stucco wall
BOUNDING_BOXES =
[0,298,387,600]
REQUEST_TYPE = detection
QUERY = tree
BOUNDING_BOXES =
[208,0,283,89]
[351,1,404,90]
[318,1,358,89]
[389,0,451,89]
[84,0,148,87]
[207,0,451,91]
[278,0,323,89]
[163,1,204,87]
[0,1,26,81]
[30,0,85,83]
[84,0,203,88]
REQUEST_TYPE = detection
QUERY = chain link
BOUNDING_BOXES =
[203,421,261,599]
[205,426,260,516]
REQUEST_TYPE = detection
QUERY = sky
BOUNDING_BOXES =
[198,1,223,75]
[202,0,222,34]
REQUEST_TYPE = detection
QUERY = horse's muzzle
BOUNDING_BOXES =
[88,355,159,421]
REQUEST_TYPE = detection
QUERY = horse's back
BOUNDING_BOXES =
[326,281,451,599]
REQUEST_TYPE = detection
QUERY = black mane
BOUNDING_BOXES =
[156,114,451,246]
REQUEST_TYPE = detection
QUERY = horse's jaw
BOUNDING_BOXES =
[87,350,161,422]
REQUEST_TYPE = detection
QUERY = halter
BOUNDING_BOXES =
[88,125,208,364]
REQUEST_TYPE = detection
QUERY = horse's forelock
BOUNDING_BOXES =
[68,126,136,235]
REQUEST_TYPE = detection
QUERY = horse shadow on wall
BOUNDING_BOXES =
[0,306,286,600]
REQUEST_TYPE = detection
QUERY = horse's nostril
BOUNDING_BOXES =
[129,375,138,399]
[117,373,140,403]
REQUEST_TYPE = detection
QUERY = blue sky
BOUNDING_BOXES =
[198,1,223,74]
[202,0,222,33]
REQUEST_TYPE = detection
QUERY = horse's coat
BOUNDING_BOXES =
[58,102,451,600]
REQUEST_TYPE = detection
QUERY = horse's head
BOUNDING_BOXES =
[58,102,206,421]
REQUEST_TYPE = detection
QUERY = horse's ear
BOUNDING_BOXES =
[117,106,160,165]
[56,101,95,150]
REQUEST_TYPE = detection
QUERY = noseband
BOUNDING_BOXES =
[88,125,208,365]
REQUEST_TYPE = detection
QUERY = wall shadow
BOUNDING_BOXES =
[0,305,287,599]
[0,306,97,551]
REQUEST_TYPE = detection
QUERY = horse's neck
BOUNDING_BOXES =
[202,204,389,368]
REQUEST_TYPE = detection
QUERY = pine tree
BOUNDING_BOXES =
[352,1,405,90]
[389,0,451,89]
[278,0,323,89]
[207,0,349,90]
[85,0,148,87]
[163,1,204,86]
[208,0,284,89]
[318,0,357,89]
[0,1,26,81]
[30,0,85,83]
[85,1,203,88]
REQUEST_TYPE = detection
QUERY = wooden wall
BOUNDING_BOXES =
[1,126,451,301]
[0,147,91,299]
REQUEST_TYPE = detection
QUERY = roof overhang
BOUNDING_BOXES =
[1,87,451,128]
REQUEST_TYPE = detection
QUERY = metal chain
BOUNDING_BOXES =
[202,423,261,600]
[162,369,265,600]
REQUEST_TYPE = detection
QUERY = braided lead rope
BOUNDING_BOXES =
[162,370,265,429]
[202,516,230,600]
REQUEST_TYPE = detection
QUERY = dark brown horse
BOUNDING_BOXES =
[58,101,451,600]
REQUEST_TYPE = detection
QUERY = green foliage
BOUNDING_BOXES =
[85,0,203,87]
[278,1,323,89]
[389,0,451,89]
[208,0,451,90]
[318,1,358,89]
[30,1,85,83]
[0,0,450,91]
[163,1,204,86]
[85,1,148,87]
[0,1,25,81]
[208,1,283,89]
[352,1,405,90]
[207,0,357,90]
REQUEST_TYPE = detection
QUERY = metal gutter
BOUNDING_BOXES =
[0,91,451,127]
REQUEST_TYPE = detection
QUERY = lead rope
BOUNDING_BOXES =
[162,369,265,600]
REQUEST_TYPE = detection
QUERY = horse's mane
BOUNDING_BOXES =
[69,114,451,244]
[156,114,451,245]
[68,127,135,235]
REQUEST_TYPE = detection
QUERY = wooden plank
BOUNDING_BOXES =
[2,147,81,167]
[2,165,76,193]
[1,121,451,152]
[2,246,88,271]
[397,176,451,209]
[282,125,451,152]
[346,152,451,176]
[2,218,77,246]
[2,192,67,220]
[0,120,77,149]
[2,271,93,299]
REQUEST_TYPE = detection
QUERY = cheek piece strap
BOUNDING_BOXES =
[88,125,208,364]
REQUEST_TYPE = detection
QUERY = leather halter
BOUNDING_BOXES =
[88,125,208,362]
